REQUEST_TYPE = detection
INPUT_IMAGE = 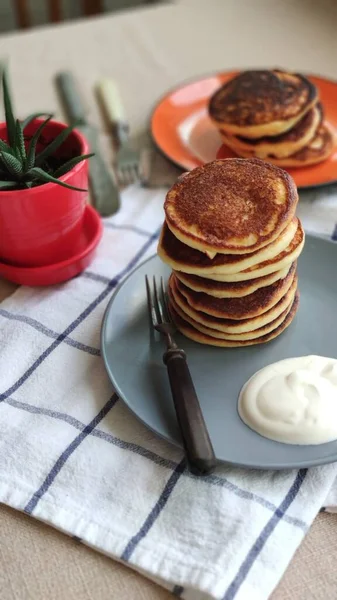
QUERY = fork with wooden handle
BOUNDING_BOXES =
[146,275,217,476]
[96,78,141,186]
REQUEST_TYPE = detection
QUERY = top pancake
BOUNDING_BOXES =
[164,158,298,257]
[209,70,318,138]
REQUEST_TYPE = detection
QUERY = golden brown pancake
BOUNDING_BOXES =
[158,217,299,277]
[169,275,297,333]
[209,70,318,138]
[267,124,335,167]
[164,159,298,258]
[169,293,299,347]
[220,103,323,159]
[174,264,292,298]
[170,291,293,341]
[172,265,296,320]
[201,222,304,282]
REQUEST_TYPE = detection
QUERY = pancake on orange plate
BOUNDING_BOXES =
[220,103,323,160]
[208,69,318,138]
[209,69,335,168]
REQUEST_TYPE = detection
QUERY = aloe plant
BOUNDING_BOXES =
[0,66,93,191]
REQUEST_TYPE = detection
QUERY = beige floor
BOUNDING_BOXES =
[2,505,337,600]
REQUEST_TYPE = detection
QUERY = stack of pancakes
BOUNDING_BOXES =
[157,158,304,347]
[209,69,334,167]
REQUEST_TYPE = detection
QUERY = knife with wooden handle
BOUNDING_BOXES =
[55,72,120,216]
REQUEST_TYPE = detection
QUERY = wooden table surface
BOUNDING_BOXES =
[1,1,337,598]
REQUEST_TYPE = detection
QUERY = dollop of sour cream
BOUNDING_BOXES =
[238,355,337,445]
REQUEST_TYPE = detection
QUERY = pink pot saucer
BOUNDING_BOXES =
[0,205,103,286]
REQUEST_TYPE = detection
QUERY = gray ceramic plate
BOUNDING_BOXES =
[101,234,337,469]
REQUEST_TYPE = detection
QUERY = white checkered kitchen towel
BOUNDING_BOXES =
[1,183,337,600]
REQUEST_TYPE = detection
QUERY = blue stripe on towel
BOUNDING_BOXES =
[3,395,307,531]
[222,468,308,600]
[104,222,152,237]
[82,271,112,285]
[0,309,100,356]
[0,228,160,404]
[24,394,119,514]
[121,458,186,561]
[332,224,337,241]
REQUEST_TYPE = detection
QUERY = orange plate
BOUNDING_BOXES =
[151,71,337,189]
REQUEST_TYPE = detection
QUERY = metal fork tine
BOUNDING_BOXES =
[117,169,125,187]
[160,277,172,323]
[129,166,137,184]
[121,168,130,186]
[132,165,140,182]
[126,169,132,185]
[153,276,164,324]
[145,275,158,327]
[127,166,135,185]
[126,167,134,185]
[116,163,140,188]
[119,169,128,187]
